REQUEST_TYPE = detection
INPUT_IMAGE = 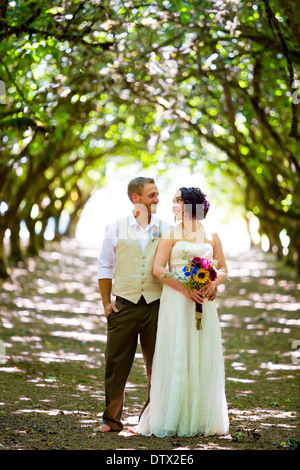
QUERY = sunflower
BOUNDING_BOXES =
[193,268,210,286]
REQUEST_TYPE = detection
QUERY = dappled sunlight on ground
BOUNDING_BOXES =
[0,239,299,450]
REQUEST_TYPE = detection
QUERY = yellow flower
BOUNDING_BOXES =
[194,268,210,285]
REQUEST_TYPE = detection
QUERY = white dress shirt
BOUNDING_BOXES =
[97,212,171,279]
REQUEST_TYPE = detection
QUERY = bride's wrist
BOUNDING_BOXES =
[182,284,191,296]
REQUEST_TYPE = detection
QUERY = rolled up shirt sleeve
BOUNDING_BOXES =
[97,223,118,279]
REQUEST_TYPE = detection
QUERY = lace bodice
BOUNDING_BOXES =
[170,241,214,273]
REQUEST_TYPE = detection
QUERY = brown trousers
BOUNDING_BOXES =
[103,295,160,431]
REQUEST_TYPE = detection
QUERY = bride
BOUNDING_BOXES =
[135,187,229,437]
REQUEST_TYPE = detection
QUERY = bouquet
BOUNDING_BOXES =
[182,256,218,330]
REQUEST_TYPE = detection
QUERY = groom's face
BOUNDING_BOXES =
[134,183,159,215]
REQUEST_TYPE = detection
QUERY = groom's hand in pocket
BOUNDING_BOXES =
[104,302,119,320]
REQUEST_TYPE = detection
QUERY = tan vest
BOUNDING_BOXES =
[112,217,163,304]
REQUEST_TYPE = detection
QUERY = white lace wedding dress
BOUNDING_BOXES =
[136,241,229,437]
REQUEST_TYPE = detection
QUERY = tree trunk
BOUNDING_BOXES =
[260,220,284,259]
[26,219,41,257]
[9,217,23,263]
[286,223,300,276]
[0,228,9,278]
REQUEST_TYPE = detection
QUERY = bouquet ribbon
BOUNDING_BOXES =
[195,300,202,330]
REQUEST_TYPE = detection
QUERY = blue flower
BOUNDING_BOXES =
[183,266,191,277]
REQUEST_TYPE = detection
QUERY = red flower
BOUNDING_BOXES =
[190,257,202,268]
[209,267,218,281]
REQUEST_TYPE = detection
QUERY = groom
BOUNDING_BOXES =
[95,176,169,432]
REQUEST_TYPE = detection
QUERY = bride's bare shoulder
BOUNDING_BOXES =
[203,228,214,244]
[210,231,224,250]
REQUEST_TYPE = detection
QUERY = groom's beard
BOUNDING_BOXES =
[150,204,158,214]
[135,203,158,217]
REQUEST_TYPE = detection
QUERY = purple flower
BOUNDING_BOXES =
[190,257,202,268]
[151,230,161,242]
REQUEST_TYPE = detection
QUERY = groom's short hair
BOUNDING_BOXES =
[127,177,155,201]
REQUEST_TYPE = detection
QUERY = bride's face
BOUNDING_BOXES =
[172,190,184,221]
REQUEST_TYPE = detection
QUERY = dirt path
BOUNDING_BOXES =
[0,238,299,451]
